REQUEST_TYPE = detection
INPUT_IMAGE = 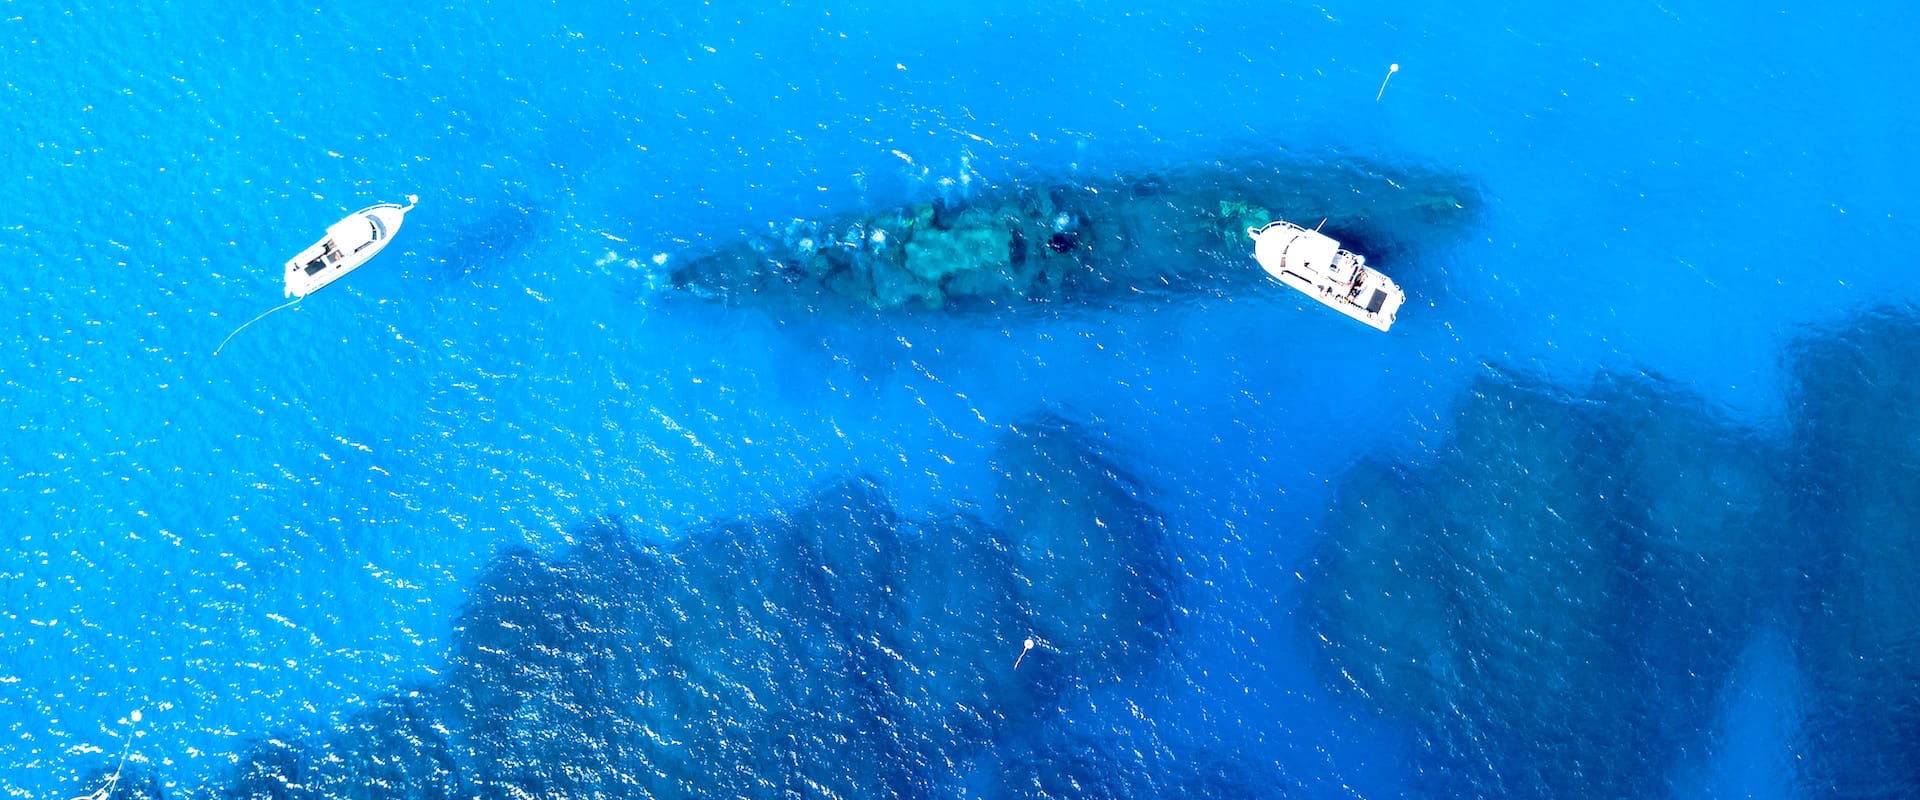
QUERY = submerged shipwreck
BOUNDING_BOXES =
[666,156,1476,313]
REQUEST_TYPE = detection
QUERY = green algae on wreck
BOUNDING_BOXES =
[667,157,1478,311]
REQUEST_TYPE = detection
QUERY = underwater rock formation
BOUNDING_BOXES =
[64,763,168,800]
[315,694,466,799]
[443,417,1172,798]
[1786,306,1920,798]
[993,420,1173,681]
[1303,370,1793,797]
[987,726,1286,800]
[431,190,543,279]
[224,737,314,800]
[197,416,1174,798]
[220,694,464,800]
[667,156,1477,312]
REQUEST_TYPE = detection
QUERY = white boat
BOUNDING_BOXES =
[284,196,418,298]
[1248,220,1404,332]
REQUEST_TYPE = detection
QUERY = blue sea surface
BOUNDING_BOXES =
[3,0,1917,797]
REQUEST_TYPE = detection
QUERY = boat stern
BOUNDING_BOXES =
[283,243,328,298]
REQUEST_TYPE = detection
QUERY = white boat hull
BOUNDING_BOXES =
[284,200,415,298]
[1248,220,1403,332]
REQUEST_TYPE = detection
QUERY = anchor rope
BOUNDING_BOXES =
[213,294,303,356]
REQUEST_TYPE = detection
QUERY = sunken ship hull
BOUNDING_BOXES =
[666,156,1477,313]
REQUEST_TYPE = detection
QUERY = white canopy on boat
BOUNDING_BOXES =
[1253,223,1342,278]
[324,213,379,252]
[1281,228,1340,274]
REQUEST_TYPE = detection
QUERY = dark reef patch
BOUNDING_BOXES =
[64,761,168,800]
[993,419,1174,681]
[428,189,543,280]
[223,737,313,800]
[667,154,1479,313]
[1303,370,1795,797]
[218,693,464,800]
[191,416,1177,798]
[315,693,466,799]
[986,725,1288,800]
[1785,305,1920,798]
[1305,307,1920,797]
[441,416,1176,797]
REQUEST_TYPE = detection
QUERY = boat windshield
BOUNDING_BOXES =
[351,216,385,254]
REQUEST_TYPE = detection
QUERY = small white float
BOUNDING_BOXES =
[1248,220,1404,332]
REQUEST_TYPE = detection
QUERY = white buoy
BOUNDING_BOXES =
[1013,638,1036,670]
[1376,63,1400,101]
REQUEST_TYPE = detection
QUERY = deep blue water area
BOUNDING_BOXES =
[4,0,1918,797]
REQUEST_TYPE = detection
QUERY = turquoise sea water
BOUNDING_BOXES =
[3,1,1917,797]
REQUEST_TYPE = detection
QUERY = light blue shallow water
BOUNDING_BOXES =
[2,1,1917,797]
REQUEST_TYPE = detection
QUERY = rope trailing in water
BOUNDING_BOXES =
[213,295,303,356]
[70,710,141,800]
[1375,63,1400,101]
